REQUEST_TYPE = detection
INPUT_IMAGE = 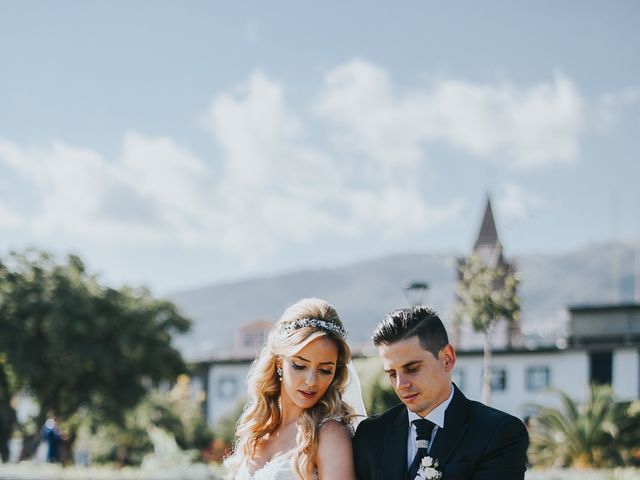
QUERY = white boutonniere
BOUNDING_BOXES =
[415,456,442,480]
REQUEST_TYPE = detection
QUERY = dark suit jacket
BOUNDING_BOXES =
[353,385,528,480]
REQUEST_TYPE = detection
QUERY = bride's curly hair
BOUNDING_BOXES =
[224,298,355,479]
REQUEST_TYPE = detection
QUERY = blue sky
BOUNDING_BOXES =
[0,1,639,294]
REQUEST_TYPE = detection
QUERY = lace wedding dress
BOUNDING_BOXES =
[235,449,317,480]
[233,363,365,480]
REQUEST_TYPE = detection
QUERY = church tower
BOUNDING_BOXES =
[454,195,521,349]
[473,197,503,264]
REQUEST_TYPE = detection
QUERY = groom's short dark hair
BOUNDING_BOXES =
[372,306,449,357]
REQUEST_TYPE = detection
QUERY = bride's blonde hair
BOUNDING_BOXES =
[224,298,354,479]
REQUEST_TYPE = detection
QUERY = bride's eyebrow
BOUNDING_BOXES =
[292,355,335,365]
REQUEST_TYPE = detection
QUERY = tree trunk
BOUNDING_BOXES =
[481,328,493,406]
[19,411,47,461]
[0,365,17,463]
[18,429,40,461]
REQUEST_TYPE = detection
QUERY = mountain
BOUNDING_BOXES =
[168,241,639,361]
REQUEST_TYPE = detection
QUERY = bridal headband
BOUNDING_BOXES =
[278,317,347,339]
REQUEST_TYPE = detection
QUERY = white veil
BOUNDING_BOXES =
[344,361,367,428]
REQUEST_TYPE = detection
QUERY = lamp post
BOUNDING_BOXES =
[403,281,429,306]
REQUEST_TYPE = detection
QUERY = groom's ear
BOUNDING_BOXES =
[439,344,456,372]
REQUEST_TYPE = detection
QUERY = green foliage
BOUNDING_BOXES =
[364,367,399,416]
[0,250,191,429]
[455,255,520,334]
[355,357,400,416]
[529,384,640,468]
[213,399,246,448]
[165,375,214,452]
[618,400,640,466]
[76,375,213,466]
[455,255,521,404]
[0,249,192,460]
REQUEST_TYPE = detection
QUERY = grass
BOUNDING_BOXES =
[0,462,225,480]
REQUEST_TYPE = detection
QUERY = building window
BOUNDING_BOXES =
[589,351,613,385]
[526,366,550,391]
[490,368,507,391]
[217,376,238,399]
[243,330,268,349]
[451,369,465,391]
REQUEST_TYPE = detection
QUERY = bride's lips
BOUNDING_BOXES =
[299,390,317,399]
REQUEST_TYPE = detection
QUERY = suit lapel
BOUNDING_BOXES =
[428,384,468,466]
[382,406,409,480]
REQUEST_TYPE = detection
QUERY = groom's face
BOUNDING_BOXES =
[379,335,455,417]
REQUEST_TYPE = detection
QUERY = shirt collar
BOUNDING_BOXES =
[407,383,454,429]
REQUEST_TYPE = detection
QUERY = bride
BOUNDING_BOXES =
[224,298,364,480]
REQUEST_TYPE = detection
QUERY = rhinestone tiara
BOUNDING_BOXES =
[278,317,347,338]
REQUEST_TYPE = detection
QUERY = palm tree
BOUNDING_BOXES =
[528,384,627,468]
[618,399,640,466]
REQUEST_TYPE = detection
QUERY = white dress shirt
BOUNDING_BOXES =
[406,384,455,467]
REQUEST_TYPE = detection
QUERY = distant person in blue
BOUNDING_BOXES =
[41,416,61,463]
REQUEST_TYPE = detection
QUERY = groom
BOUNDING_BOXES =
[353,306,528,480]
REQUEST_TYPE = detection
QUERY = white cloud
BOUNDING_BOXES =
[595,86,640,130]
[0,201,23,229]
[431,73,585,168]
[0,136,215,245]
[315,60,432,177]
[0,138,115,237]
[5,61,586,262]
[0,69,461,260]
[201,69,460,256]
[115,133,217,244]
[315,60,585,170]
[495,182,546,222]
[203,71,332,190]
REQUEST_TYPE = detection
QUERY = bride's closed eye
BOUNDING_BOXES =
[292,362,334,375]
[292,362,306,370]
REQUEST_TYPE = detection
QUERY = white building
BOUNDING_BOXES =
[194,302,640,425]
[456,302,640,418]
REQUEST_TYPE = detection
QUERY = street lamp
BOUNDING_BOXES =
[403,281,429,306]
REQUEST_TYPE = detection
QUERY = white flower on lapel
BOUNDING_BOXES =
[415,456,442,480]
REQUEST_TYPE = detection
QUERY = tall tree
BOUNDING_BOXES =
[455,255,520,405]
[0,250,191,457]
[0,356,17,462]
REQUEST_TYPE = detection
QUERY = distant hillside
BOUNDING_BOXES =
[169,241,639,361]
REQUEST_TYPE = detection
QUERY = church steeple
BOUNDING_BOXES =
[454,194,522,349]
[472,195,504,266]
[474,195,500,250]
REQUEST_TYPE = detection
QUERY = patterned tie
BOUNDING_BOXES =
[407,419,436,480]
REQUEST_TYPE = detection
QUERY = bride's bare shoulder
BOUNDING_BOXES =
[320,417,351,433]
[318,420,353,456]
[317,419,355,479]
